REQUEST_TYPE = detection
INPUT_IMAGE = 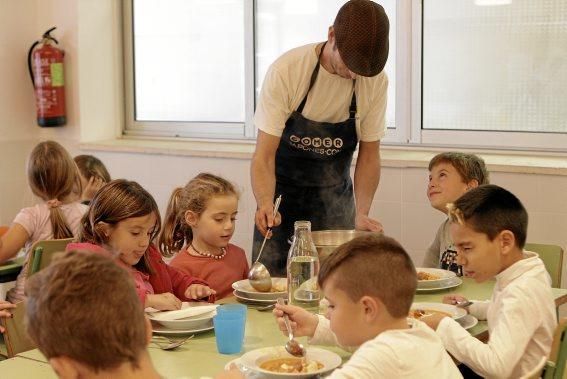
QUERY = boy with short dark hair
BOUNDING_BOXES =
[422,184,556,378]
[423,152,489,275]
[273,235,461,378]
[25,251,161,379]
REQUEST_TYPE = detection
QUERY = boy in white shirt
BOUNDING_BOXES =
[422,152,489,275]
[274,235,462,378]
[422,184,557,378]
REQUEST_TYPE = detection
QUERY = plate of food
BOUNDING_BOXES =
[151,321,214,335]
[232,278,287,300]
[415,277,462,292]
[233,290,279,305]
[146,303,218,330]
[415,268,457,289]
[237,346,341,378]
[409,302,467,321]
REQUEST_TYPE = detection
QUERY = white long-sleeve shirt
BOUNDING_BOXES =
[309,316,462,379]
[436,251,557,378]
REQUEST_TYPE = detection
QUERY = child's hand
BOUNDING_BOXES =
[443,294,468,306]
[273,303,319,338]
[185,284,216,300]
[0,301,16,333]
[420,312,449,330]
[214,364,245,379]
[147,293,182,311]
[81,176,105,202]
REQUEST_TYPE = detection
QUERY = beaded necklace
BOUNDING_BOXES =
[189,243,227,260]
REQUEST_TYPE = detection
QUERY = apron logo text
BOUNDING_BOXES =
[289,135,344,156]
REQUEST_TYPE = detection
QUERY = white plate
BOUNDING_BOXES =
[234,290,279,305]
[457,314,479,330]
[410,302,467,321]
[232,278,287,300]
[151,320,214,335]
[147,303,218,330]
[239,346,342,378]
[416,277,462,292]
[415,268,457,288]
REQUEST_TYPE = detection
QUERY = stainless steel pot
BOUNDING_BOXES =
[311,230,381,260]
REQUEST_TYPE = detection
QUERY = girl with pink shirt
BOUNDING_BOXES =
[160,173,249,299]
[67,179,215,310]
[0,141,87,303]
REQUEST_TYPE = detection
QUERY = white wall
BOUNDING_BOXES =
[1,0,566,287]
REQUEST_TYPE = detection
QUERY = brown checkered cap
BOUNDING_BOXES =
[333,0,389,77]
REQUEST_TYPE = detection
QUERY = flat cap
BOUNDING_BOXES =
[333,0,389,77]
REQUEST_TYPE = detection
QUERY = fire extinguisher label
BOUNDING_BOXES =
[50,63,64,87]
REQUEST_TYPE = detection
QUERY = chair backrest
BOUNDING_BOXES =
[547,318,567,379]
[27,238,74,277]
[0,301,36,357]
[521,355,549,379]
[525,243,564,288]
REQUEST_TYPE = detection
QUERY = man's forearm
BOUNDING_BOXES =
[353,149,381,216]
[251,154,276,208]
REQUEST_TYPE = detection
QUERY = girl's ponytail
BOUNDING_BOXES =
[159,187,192,257]
[47,200,73,239]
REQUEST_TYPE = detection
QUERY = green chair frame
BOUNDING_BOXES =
[542,318,567,379]
[525,243,564,288]
[0,301,35,357]
[27,238,74,277]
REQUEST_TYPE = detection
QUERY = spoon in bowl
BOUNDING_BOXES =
[277,298,306,358]
[248,195,282,292]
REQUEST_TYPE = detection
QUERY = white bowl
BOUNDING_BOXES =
[410,302,467,321]
[232,277,287,300]
[239,346,341,379]
[147,303,217,330]
[415,268,457,288]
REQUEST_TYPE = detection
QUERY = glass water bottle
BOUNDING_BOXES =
[287,221,320,309]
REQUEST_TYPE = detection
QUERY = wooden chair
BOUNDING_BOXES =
[542,318,567,379]
[27,238,74,277]
[525,243,564,288]
[0,301,35,357]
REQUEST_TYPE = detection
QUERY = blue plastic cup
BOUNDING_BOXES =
[213,311,245,354]
[216,304,247,321]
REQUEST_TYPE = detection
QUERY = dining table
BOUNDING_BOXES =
[3,277,567,379]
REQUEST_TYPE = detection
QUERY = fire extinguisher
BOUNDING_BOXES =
[27,27,66,127]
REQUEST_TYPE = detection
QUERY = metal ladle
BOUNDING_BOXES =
[248,195,282,292]
[277,298,306,357]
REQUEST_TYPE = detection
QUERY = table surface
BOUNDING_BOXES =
[0,257,24,276]
[6,278,567,378]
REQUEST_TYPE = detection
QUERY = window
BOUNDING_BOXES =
[124,0,567,151]
[124,0,396,139]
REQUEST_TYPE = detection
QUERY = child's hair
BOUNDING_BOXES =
[28,141,82,239]
[447,184,528,249]
[79,179,161,273]
[25,251,147,372]
[428,152,489,185]
[159,173,239,257]
[318,234,417,318]
[74,154,111,182]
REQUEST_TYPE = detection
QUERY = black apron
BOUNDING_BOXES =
[253,43,358,276]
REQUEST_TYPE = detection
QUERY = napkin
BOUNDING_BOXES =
[148,303,218,321]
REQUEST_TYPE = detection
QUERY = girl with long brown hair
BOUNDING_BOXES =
[0,140,87,302]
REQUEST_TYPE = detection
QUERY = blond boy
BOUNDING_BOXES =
[422,185,556,378]
[423,152,489,275]
[25,251,161,379]
[264,235,461,378]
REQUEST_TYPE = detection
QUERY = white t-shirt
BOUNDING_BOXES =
[310,316,462,379]
[6,202,87,302]
[255,43,388,142]
[436,251,556,378]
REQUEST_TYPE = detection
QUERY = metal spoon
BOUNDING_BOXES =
[248,195,282,292]
[456,300,473,308]
[277,298,306,357]
[151,334,194,350]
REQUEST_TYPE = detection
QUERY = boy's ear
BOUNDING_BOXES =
[49,356,82,379]
[499,230,516,254]
[359,295,380,322]
[184,210,199,227]
[466,179,479,190]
